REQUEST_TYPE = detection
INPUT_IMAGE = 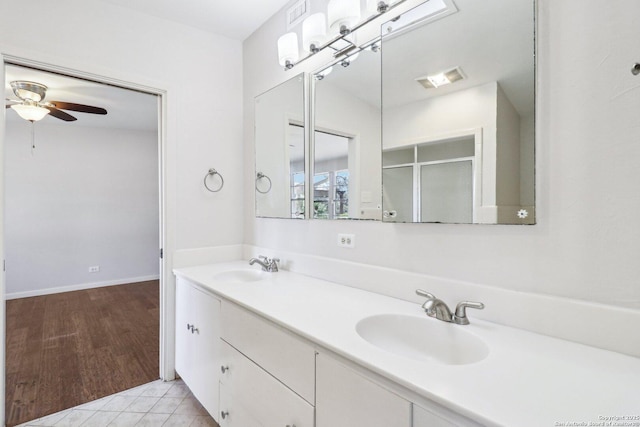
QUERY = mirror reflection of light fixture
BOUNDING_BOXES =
[10,102,50,122]
[278,32,300,69]
[416,66,465,89]
[340,51,360,67]
[302,13,327,53]
[315,66,334,80]
[328,0,361,35]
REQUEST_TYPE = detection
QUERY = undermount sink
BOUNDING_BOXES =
[212,269,267,283]
[356,314,489,365]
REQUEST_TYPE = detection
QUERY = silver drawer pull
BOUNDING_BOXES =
[221,411,229,419]
[221,365,229,373]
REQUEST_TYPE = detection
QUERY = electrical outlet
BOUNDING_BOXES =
[88,266,100,273]
[337,233,355,248]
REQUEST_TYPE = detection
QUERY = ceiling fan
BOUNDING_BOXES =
[5,80,108,122]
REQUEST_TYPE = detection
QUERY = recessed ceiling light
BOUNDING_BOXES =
[416,66,465,89]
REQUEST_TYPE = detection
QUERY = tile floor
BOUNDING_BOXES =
[17,379,219,427]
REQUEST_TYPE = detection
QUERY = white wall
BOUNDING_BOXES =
[0,0,244,252]
[0,0,244,382]
[4,122,159,298]
[243,0,640,311]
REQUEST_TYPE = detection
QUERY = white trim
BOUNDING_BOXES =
[5,275,161,300]
[0,57,6,426]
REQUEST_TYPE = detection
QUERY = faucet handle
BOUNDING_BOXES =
[415,289,435,299]
[258,254,268,261]
[453,301,484,325]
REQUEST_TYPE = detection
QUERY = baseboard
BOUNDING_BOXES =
[5,275,161,300]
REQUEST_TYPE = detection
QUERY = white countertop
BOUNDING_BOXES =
[174,261,640,427]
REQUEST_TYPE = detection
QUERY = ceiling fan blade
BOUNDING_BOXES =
[49,101,107,115]
[45,106,77,122]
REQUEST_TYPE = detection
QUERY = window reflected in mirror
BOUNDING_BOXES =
[312,46,382,221]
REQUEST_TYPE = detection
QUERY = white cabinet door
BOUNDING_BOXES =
[316,353,411,427]
[221,301,316,403]
[174,277,221,420]
[175,277,194,385]
[219,383,263,427]
[219,340,314,427]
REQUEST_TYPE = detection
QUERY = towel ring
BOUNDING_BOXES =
[204,168,224,192]
[255,172,272,194]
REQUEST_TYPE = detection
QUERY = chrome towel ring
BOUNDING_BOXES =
[204,168,224,192]
[255,172,272,194]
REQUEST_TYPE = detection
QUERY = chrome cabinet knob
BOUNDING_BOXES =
[221,365,229,373]
[221,411,229,419]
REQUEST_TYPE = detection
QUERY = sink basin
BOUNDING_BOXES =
[212,269,267,283]
[356,314,489,365]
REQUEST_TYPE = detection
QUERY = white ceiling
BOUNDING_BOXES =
[95,0,293,40]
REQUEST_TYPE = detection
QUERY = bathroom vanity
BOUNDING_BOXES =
[174,261,640,427]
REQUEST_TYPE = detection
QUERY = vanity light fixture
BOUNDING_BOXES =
[302,13,327,53]
[277,0,407,70]
[328,0,361,36]
[416,66,465,89]
[366,0,401,15]
[278,32,300,69]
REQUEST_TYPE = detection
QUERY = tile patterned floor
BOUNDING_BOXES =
[17,379,219,427]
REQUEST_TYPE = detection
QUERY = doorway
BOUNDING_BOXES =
[3,61,165,426]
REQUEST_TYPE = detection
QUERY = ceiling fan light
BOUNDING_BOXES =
[10,104,51,122]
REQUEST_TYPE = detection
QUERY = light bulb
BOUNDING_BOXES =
[302,13,327,53]
[277,32,299,69]
[328,0,361,35]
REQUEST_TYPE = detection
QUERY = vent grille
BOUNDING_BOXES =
[287,0,310,30]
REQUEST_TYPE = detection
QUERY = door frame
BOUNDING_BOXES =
[1,53,172,424]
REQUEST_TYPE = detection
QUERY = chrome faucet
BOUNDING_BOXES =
[415,289,484,325]
[249,255,280,272]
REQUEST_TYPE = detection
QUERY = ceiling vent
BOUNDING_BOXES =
[287,0,310,30]
[416,66,465,89]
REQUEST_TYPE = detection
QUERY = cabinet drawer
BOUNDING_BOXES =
[316,353,411,427]
[221,301,315,403]
[219,340,314,427]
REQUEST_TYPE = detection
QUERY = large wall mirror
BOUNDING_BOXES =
[381,0,536,224]
[255,73,306,219]
[312,46,382,220]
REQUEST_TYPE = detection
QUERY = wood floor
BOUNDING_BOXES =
[5,281,160,427]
